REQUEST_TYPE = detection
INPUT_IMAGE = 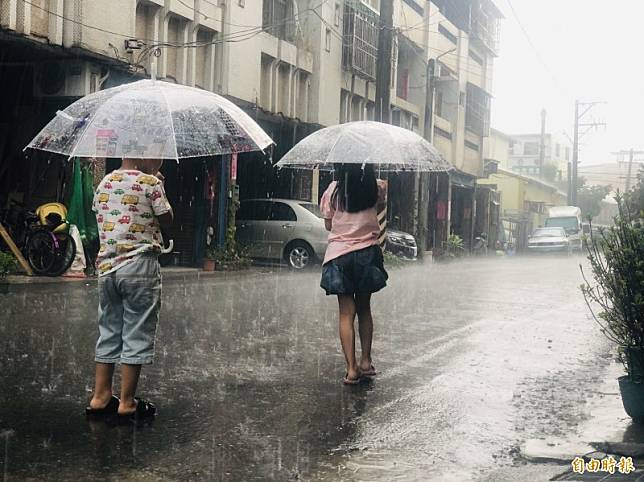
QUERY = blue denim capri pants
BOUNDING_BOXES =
[95,254,161,365]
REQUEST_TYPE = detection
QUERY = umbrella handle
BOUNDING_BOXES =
[161,239,174,254]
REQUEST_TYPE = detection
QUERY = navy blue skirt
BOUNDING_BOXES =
[320,245,388,296]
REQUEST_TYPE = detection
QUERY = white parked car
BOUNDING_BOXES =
[527,227,572,254]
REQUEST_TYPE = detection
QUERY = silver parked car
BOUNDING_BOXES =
[236,198,419,269]
[236,199,328,269]
[527,227,572,254]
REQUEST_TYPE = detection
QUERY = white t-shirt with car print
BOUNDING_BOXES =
[93,169,171,276]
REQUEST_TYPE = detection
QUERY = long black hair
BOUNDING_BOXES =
[331,163,378,213]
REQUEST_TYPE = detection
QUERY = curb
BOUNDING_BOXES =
[0,265,287,292]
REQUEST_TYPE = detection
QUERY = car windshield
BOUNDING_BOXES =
[299,203,323,218]
[545,217,579,233]
[532,228,566,237]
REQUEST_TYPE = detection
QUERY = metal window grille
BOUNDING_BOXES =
[262,0,296,42]
[471,9,499,54]
[465,82,491,137]
[342,2,379,81]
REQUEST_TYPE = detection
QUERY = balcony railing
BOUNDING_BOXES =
[342,2,379,81]
[470,13,500,55]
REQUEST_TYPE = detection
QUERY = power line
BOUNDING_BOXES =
[502,0,564,93]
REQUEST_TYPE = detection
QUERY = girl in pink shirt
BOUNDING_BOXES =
[320,164,388,385]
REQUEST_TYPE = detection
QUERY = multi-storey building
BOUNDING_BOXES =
[0,0,502,262]
[507,132,571,182]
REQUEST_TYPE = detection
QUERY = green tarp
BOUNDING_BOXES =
[66,158,98,249]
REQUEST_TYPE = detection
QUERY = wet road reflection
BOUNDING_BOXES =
[0,256,609,480]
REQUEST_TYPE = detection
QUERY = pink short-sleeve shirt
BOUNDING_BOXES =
[320,180,387,264]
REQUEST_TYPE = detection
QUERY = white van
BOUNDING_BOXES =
[545,206,583,251]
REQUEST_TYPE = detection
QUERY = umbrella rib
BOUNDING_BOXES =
[158,85,179,160]
[324,128,347,166]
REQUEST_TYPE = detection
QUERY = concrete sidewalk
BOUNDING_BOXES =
[518,361,644,481]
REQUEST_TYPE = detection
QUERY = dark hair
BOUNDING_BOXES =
[331,164,378,213]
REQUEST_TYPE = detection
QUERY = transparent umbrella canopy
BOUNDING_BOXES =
[25,79,273,159]
[275,121,452,172]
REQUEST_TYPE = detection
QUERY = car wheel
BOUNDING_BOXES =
[285,241,314,270]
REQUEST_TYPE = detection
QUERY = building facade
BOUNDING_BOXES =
[0,0,503,262]
[507,132,571,182]
[478,168,567,250]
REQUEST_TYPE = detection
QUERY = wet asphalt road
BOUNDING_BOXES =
[0,255,612,481]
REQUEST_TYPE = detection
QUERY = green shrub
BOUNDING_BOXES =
[0,251,16,279]
[581,195,644,372]
[207,246,252,270]
[383,250,404,268]
[445,234,465,258]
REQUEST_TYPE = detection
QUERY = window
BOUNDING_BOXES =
[402,0,424,16]
[438,24,457,44]
[342,2,379,81]
[238,201,271,221]
[392,109,401,127]
[555,143,561,157]
[263,0,296,42]
[195,28,214,89]
[325,28,332,52]
[434,126,452,139]
[360,0,380,12]
[464,140,479,151]
[396,68,409,100]
[468,50,484,66]
[432,0,471,33]
[465,83,491,136]
[523,142,539,155]
[300,203,323,218]
[565,147,570,161]
[270,202,297,221]
[435,91,443,118]
[334,3,341,26]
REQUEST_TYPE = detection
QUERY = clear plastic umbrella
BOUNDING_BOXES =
[25,79,273,159]
[275,121,452,172]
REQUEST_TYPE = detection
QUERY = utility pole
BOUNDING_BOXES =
[626,148,635,192]
[424,58,436,141]
[611,149,644,192]
[539,108,546,178]
[375,0,393,124]
[571,100,606,205]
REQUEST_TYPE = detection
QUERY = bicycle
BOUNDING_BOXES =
[0,201,76,276]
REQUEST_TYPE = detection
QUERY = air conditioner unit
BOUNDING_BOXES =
[34,61,101,97]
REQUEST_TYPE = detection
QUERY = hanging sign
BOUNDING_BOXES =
[231,152,238,181]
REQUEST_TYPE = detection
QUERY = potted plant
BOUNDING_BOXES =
[443,234,465,260]
[203,246,217,272]
[211,246,251,271]
[581,195,644,422]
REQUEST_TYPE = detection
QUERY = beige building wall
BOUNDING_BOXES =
[0,0,500,171]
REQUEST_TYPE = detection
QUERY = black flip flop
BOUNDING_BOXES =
[362,365,377,377]
[342,373,362,385]
[85,395,120,417]
[117,397,156,423]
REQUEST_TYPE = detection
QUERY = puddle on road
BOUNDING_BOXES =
[0,256,610,481]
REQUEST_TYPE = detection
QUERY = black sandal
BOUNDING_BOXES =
[85,395,120,417]
[118,397,156,423]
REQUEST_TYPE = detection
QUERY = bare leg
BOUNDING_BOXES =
[337,294,359,380]
[89,363,115,409]
[355,293,374,372]
[118,364,142,415]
